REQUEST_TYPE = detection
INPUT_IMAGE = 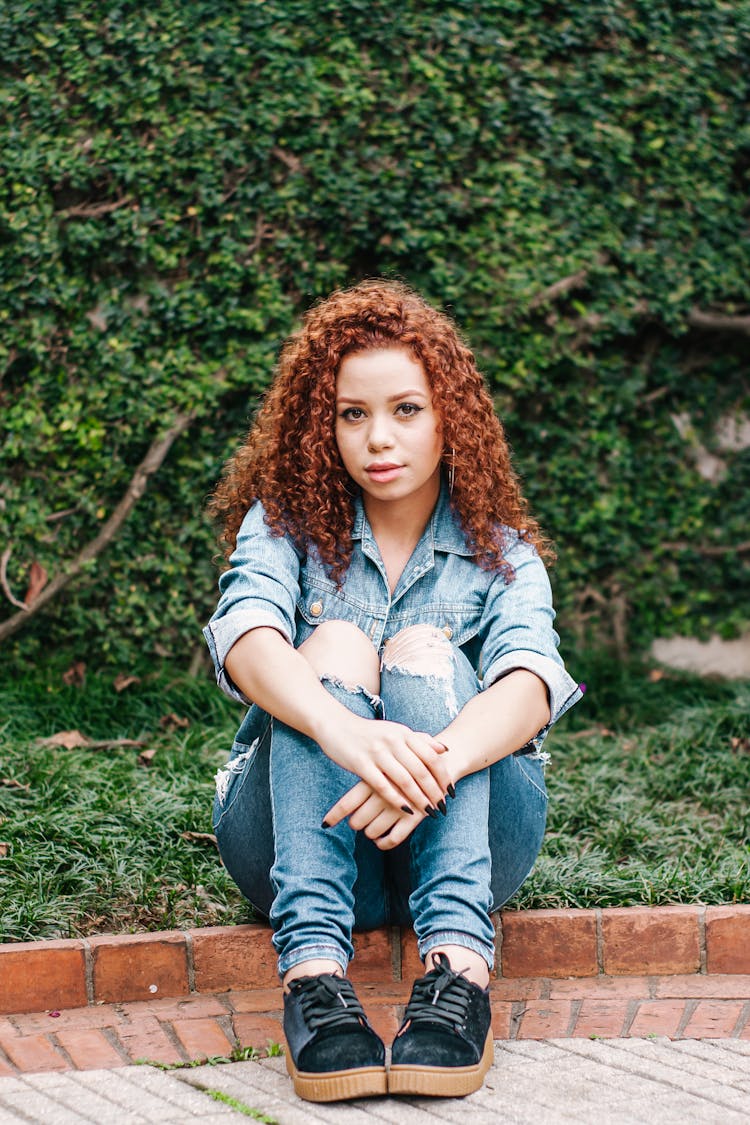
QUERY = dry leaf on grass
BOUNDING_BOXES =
[137,747,158,766]
[114,674,141,693]
[180,831,218,848]
[0,843,10,857]
[159,712,190,730]
[62,661,86,687]
[37,730,148,752]
[1,778,30,791]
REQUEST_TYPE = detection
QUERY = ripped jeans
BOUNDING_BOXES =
[213,628,548,978]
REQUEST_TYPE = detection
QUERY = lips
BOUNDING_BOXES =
[365,463,403,482]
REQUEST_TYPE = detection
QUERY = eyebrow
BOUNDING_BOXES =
[336,389,428,404]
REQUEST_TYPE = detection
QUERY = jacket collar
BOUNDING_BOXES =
[351,479,474,557]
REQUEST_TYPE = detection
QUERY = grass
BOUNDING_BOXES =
[0,658,748,942]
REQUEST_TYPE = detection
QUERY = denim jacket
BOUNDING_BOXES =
[203,483,582,752]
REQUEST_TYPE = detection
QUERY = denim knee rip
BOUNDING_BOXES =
[214,737,260,808]
[381,624,460,718]
[319,674,385,717]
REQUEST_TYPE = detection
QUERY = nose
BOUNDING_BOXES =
[367,413,395,452]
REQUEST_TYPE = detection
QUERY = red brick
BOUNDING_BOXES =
[191,925,277,992]
[171,1016,234,1060]
[55,1028,125,1070]
[400,929,423,980]
[500,909,598,978]
[491,1001,513,1039]
[490,978,545,1001]
[14,1005,121,1036]
[118,994,228,1021]
[705,906,750,974]
[654,975,750,999]
[0,941,87,1015]
[628,1000,687,1038]
[550,977,650,1000]
[233,1013,284,1053]
[517,1001,575,1039]
[116,1015,185,1066]
[224,988,284,1013]
[680,1000,745,1038]
[572,1000,631,1038]
[357,981,411,1005]
[363,1004,401,1045]
[602,907,701,975]
[350,929,396,983]
[0,1033,68,1073]
[91,932,189,1003]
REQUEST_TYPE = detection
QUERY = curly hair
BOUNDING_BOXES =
[209,279,553,580]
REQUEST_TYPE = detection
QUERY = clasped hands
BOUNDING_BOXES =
[320,717,456,850]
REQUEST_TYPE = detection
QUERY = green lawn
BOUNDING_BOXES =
[1,659,748,942]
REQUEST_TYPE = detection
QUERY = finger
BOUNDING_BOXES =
[375,809,425,850]
[387,740,451,808]
[323,780,373,827]
[362,808,400,840]
[347,792,388,832]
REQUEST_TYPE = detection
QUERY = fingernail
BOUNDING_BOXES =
[321,819,330,829]
[437,798,447,816]
[424,805,439,819]
[401,804,414,815]
[447,783,456,799]
[378,826,393,840]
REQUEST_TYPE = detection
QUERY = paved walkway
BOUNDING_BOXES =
[2,977,750,1075]
[0,1038,749,1123]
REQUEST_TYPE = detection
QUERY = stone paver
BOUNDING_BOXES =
[0,1036,748,1123]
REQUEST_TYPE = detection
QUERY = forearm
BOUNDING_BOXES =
[224,626,353,746]
[440,669,551,783]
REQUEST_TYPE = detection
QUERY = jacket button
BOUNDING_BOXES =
[442,625,453,639]
[310,601,323,617]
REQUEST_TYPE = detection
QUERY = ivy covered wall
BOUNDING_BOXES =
[2,1,748,668]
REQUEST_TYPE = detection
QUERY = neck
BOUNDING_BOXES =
[363,474,441,544]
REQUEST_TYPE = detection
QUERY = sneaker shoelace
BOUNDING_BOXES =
[289,974,368,1033]
[401,952,474,1033]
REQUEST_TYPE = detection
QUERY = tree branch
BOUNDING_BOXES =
[661,540,750,557]
[687,308,750,336]
[57,196,132,220]
[0,406,199,643]
[0,547,29,611]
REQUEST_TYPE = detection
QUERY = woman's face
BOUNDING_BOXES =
[334,347,443,511]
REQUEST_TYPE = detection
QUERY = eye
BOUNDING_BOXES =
[340,407,365,421]
[395,402,423,417]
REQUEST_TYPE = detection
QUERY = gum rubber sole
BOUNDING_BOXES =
[388,1029,494,1097]
[286,1052,388,1102]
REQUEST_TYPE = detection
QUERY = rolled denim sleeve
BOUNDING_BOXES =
[479,535,582,725]
[203,502,301,703]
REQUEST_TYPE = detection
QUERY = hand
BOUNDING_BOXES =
[324,779,432,849]
[317,716,452,818]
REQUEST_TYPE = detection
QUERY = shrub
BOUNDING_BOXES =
[1,0,748,669]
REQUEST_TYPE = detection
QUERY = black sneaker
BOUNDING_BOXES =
[283,973,387,1102]
[389,952,493,1096]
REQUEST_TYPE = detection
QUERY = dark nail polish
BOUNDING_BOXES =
[321,819,330,829]
[424,805,439,819]
[447,783,456,799]
[437,798,448,816]
[401,804,414,815]
[378,826,393,840]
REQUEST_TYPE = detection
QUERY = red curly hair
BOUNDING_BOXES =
[210,279,553,580]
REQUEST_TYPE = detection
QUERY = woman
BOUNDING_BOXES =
[204,279,581,1102]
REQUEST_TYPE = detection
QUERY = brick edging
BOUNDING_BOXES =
[1,905,748,1017]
